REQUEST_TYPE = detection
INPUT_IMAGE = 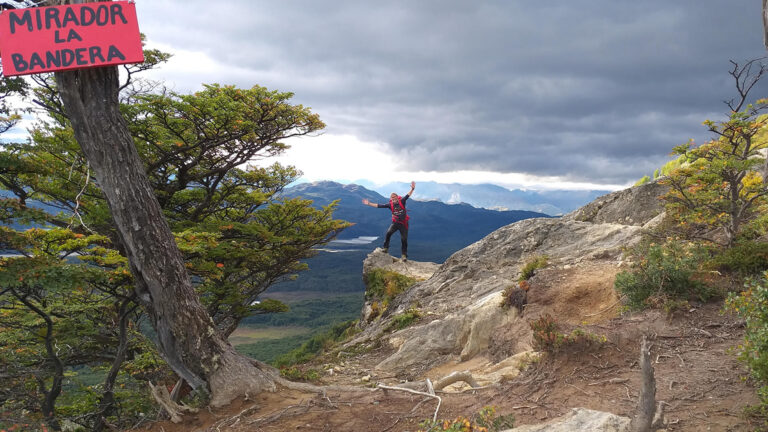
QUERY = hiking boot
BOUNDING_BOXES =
[401,255,407,262]
[376,247,388,254]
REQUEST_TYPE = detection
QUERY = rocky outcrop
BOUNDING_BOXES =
[362,249,439,281]
[352,181,667,378]
[564,180,667,227]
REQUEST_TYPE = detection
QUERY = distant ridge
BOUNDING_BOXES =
[353,180,614,215]
[276,181,550,293]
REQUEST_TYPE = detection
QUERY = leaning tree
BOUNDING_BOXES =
[37,0,330,407]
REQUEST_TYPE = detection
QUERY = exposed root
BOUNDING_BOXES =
[205,403,260,432]
[434,370,480,390]
[148,382,198,424]
[378,384,442,422]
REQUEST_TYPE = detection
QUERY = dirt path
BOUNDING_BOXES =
[134,302,759,431]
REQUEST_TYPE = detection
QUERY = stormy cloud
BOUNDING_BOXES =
[136,0,768,185]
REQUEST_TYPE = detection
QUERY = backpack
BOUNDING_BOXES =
[390,196,410,227]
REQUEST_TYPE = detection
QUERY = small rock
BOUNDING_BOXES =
[361,375,371,382]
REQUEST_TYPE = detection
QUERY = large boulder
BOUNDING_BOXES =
[507,408,630,432]
[564,180,667,227]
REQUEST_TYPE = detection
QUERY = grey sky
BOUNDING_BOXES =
[135,1,767,186]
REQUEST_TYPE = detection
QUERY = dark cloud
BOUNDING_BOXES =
[137,0,768,184]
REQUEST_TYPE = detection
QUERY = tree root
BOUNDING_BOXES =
[148,382,198,424]
[378,384,442,422]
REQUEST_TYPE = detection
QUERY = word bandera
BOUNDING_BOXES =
[7,4,130,73]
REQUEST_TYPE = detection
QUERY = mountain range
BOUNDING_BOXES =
[275,181,552,293]
[352,180,614,215]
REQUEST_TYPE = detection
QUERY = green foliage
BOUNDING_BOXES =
[518,255,548,281]
[418,406,514,432]
[273,320,357,367]
[634,175,651,187]
[384,309,421,332]
[726,272,768,416]
[364,268,418,304]
[615,239,714,310]
[530,315,607,354]
[278,365,321,382]
[709,240,768,277]
[0,48,349,427]
[662,109,768,245]
[530,314,564,353]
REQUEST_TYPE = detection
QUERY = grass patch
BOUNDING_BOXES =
[364,268,417,303]
[518,255,548,281]
[384,309,421,332]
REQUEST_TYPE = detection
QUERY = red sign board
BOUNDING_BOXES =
[0,1,144,76]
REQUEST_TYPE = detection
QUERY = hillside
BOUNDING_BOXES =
[142,180,760,431]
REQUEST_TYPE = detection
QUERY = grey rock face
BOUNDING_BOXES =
[355,182,666,375]
[564,180,668,226]
[507,408,630,432]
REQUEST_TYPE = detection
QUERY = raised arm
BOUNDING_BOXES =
[362,198,379,207]
[406,181,415,198]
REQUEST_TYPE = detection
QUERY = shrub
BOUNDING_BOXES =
[500,280,528,312]
[530,314,563,353]
[726,272,768,416]
[279,365,321,382]
[530,315,607,354]
[418,406,514,432]
[518,255,548,281]
[615,240,714,310]
[364,269,417,303]
[709,240,768,277]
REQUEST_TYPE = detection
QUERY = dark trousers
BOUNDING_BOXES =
[383,223,408,256]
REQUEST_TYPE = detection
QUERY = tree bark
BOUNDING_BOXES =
[53,53,274,406]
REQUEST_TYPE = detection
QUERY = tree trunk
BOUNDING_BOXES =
[53,59,274,406]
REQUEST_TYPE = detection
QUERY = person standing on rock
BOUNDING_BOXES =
[362,181,415,261]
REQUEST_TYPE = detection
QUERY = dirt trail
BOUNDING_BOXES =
[134,301,759,432]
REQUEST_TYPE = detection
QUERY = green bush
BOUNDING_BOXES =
[279,365,321,382]
[518,255,548,281]
[529,315,607,354]
[726,272,768,419]
[364,269,417,303]
[709,240,768,277]
[615,240,714,310]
